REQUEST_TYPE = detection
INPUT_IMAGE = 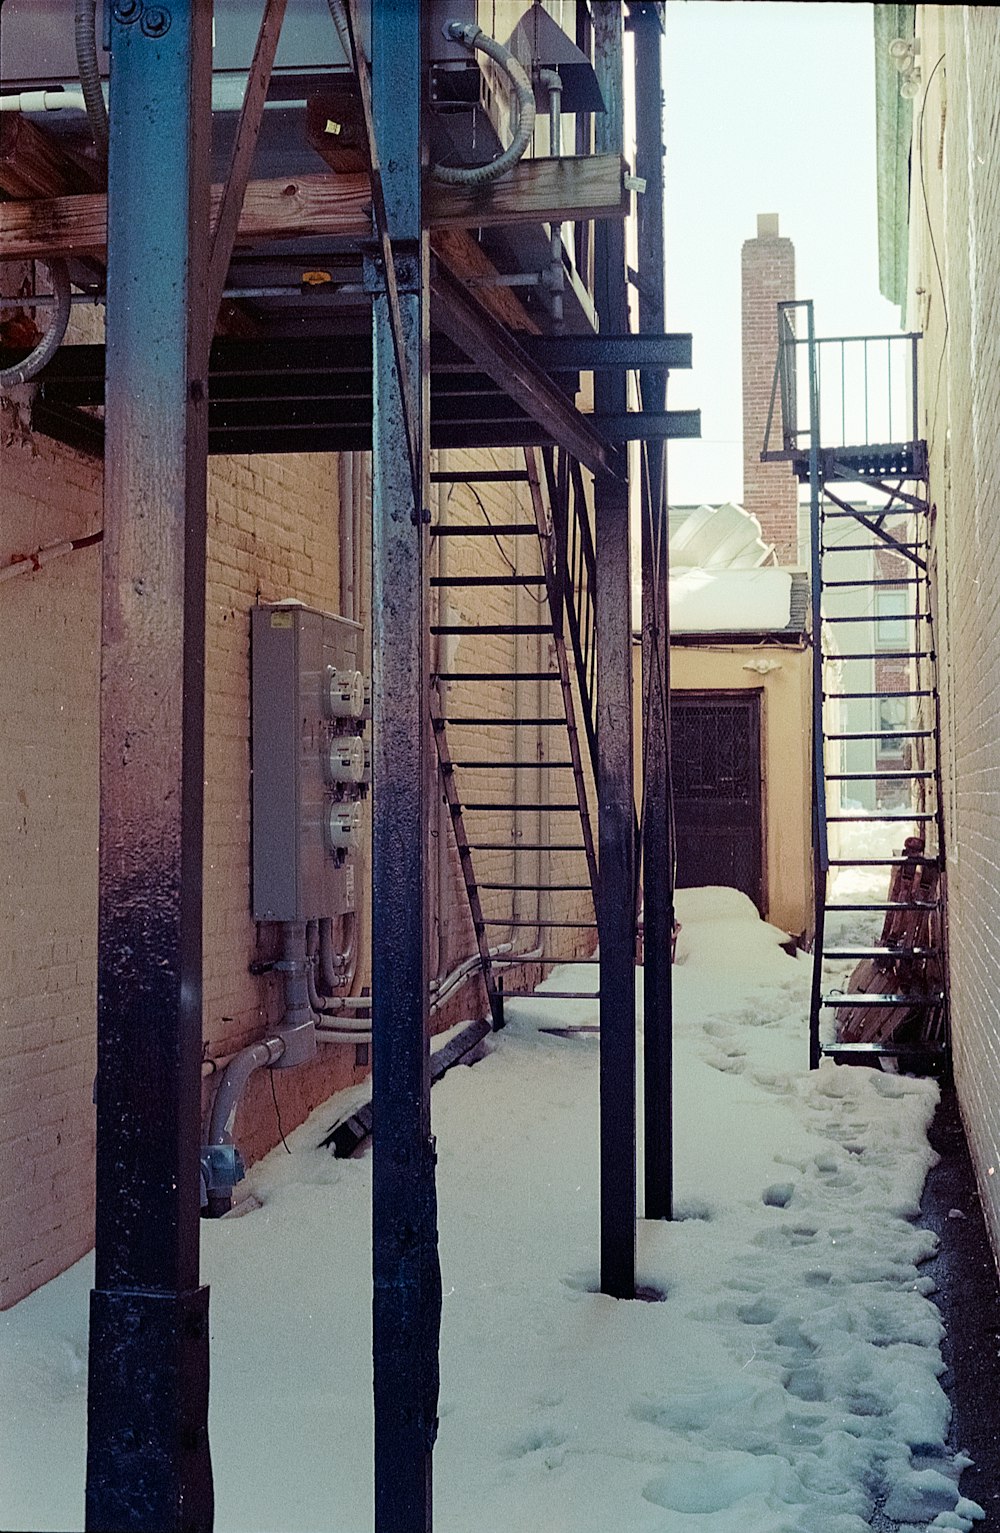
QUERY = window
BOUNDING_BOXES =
[874,589,909,646]
[875,695,909,759]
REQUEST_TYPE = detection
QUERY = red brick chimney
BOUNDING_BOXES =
[741,213,800,565]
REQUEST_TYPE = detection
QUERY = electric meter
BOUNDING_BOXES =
[326,665,365,720]
[326,734,366,786]
[327,802,361,852]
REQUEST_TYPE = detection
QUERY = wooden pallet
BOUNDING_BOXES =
[836,837,944,1046]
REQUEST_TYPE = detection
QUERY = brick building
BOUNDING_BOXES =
[883,4,1000,1255]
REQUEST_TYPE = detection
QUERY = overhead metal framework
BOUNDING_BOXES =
[0,2,693,1528]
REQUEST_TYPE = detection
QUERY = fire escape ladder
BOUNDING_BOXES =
[429,446,600,1025]
[764,299,950,1069]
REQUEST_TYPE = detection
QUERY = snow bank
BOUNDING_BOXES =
[0,889,981,1533]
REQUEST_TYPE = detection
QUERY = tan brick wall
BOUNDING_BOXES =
[910,7,1000,1261]
[1,403,596,1304]
[0,405,102,1308]
[741,217,800,564]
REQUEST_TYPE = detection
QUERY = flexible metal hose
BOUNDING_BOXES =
[0,261,72,389]
[74,0,109,160]
[431,22,536,186]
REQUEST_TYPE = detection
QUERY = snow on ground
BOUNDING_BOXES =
[0,886,984,1533]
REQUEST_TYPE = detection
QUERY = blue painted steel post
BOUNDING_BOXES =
[593,5,637,1299]
[629,0,673,1222]
[85,4,214,1530]
[369,3,439,1528]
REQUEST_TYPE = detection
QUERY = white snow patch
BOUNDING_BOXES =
[0,878,982,1532]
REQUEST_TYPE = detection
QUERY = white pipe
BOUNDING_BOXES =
[0,541,75,584]
[0,90,89,113]
[0,80,299,116]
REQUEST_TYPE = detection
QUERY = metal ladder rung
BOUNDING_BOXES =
[439,717,566,727]
[822,993,945,1008]
[826,812,936,823]
[480,919,596,928]
[431,575,546,588]
[822,543,927,554]
[459,802,581,812]
[827,690,935,700]
[826,900,939,911]
[827,856,940,867]
[479,883,592,892]
[435,672,559,683]
[429,469,529,483]
[824,613,932,624]
[451,759,575,768]
[822,508,929,518]
[822,577,924,588]
[431,624,552,635]
[834,651,934,661]
[468,842,586,852]
[431,523,540,537]
[826,729,934,741]
[821,1042,949,1058]
[826,769,935,780]
[823,946,938,960]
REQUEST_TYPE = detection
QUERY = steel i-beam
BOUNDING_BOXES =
[367,2,440,1529]
[85,5,214,1530]
[630,0,674,1222]
[593,4,637,1301]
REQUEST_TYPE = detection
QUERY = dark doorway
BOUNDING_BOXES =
[671,690,764,911]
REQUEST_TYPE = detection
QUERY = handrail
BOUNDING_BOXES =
[766,300,922,462]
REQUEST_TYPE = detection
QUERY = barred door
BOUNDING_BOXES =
[671,691,763,911]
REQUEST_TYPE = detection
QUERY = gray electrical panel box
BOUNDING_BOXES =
[251,603,367,923]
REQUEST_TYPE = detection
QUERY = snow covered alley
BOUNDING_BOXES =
[0,889,986,1533]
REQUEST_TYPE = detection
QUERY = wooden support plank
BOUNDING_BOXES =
[0,114,103,200]
[430,227,540,335]
[0,156,628,261]
[428,154,627,230]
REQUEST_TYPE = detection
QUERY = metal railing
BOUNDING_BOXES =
[764,300,921,462]
[542,445,599,772]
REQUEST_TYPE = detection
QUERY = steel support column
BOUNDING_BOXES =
[368,4,439,1529]
[85,7,214,1531]
[593,5,636,1300]
[630,1,673,1221]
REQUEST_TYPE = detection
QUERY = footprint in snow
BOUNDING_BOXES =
[503,1424,570,1461]
[751,1224,818,1249]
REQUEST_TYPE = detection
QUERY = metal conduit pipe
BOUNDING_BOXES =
[431,22,536,185]
[203,924,316,1213]
[0,260,72,389]
[74,0,109,159]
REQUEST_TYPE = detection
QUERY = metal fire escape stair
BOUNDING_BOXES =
[430,445,600,1027]
[763,300,949,1070]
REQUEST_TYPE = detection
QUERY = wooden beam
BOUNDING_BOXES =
[0,156,627,261]
[0,114,103,200]
[207,0,288,329]
[427,154,627,231]
[430,228,540,335]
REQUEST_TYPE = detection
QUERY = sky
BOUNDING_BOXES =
[660,2,902,507]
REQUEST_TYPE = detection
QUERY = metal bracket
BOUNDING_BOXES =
[200,1144,245,1196]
